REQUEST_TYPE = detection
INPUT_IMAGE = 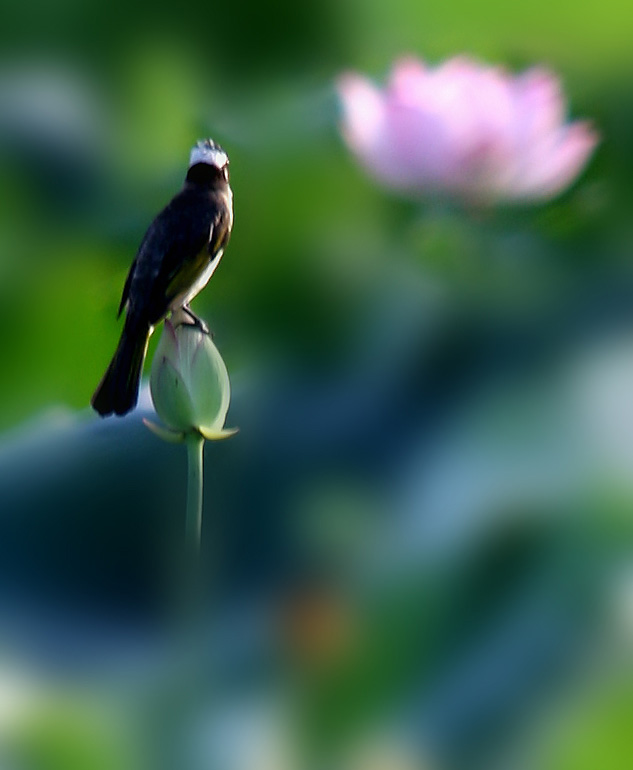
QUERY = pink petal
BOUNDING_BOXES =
[457,70,517,190]
[388,56,428,107]
[512,68,565,156]
[511,121,599,200]
[383,101,453,189]
[386,57,461,189]
[336,72,385,156]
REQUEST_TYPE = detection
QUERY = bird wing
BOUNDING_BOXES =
[120,190,221,323]
[118,257,137,317]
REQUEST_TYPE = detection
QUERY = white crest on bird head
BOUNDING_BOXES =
[189,139,228,169]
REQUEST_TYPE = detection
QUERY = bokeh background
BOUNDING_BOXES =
[0,1,632,768]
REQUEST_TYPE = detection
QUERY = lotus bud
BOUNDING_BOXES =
[144,314,237,442]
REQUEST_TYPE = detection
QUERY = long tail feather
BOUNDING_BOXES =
[91,315,151,417]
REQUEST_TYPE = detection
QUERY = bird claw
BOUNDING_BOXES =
[179,306,211,335]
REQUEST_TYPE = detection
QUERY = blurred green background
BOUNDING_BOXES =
[0,1,632,769]
[0,0,631,427]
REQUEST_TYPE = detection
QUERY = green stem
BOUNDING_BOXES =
[185,430,205,561]
[153,432,205,770]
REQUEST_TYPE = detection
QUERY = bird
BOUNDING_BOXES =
[91,138,233,417]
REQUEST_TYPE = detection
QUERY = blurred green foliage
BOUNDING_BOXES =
[0,1,632,769]
[0,0,631,428]
[10,698,138,770]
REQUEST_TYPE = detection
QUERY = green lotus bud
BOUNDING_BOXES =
[145,317,237,442]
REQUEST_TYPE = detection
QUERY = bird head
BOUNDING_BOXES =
[189,139,229,181]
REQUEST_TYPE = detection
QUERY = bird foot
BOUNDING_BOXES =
[177,306,211,335]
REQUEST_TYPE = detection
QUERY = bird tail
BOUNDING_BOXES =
[91,315,151,417]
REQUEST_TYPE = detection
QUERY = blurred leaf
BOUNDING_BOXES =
[10,698,138,770]
[537,674,633,770]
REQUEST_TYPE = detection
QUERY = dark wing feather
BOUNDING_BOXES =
[118,257,137,317]
[122,188,217,323]
[117,220,161,318]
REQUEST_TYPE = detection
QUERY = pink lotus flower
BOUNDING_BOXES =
[337,57,598,204]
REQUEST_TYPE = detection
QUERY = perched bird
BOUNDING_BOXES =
[92,139,233,417]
